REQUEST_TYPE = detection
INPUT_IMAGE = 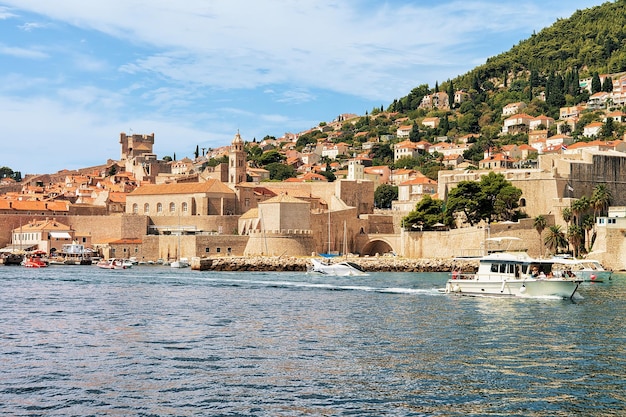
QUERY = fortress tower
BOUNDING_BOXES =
[119,132,155,160]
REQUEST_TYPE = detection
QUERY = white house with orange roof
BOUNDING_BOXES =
[429,142,469,158]
[395,175,438,211]
[588,92,610,110]
[604,110,626,123]
[390,169,417,185]
[502,101,527,116]
[502,113,533,134]
[394,140,421,162]
[564,140,626,155]
[559,105,585,120]
[421,117,440,129]
[479,153,515,170]
[529,115,555,131]
[9,218,75,254]
[546,134,574,151]
[321,142,350,159]
[583,121,604,138]
[396,125,413,138]
[442,154,464,168]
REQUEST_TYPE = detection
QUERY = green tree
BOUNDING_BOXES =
[409,121,420,142]
[602,76,613,92]
[266,163,296,181]
[403,195,446,230]
[581,214,595,253]
[567,224,584,257]
[591,184,612,218]
[591,72,602,94]
[374,184,398,209]
[194,145,200,159]
[445,181,483,226]
[258,149,284,165]
[600,117,615,139]
[533,215,547,257]
[571,196,590,226]
[544,225,568,255]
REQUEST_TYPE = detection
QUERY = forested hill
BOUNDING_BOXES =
[456,0,626,87]
[394,0,626,103]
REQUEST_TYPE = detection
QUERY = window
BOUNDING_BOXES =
[144,203,149,214]
[216,248,221,253]
[132,203,138,214]
[205,247,210,253]
[182,202,188,213]
[170,202,176,213]
[157,203,163,213]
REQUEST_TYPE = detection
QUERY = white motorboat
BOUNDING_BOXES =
[446,252,582,299]
[97,258,129,270]
[308,258,367,276]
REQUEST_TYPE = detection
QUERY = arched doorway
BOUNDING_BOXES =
[360,239,395,257]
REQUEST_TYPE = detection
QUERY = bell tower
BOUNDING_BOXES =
[229,130,246,185]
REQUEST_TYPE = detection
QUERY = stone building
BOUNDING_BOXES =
[126,180,237,217]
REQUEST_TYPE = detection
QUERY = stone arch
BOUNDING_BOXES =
[361,239,395,257]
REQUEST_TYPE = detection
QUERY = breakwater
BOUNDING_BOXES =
[191,256,479,273]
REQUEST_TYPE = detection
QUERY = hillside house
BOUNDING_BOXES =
[529,115,555,131]
[583,122,604,138]
[479,153,515,170]
[422,117,440,129]
[502,113,533,134]
[502,102,527,116]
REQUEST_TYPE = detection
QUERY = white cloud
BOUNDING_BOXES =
[0,0,604,101]
[0,43,48,59]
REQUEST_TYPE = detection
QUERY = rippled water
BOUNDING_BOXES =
[0,265,624,416]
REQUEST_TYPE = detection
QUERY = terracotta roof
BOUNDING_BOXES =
[128,179,234,196]
[261,194,309,204]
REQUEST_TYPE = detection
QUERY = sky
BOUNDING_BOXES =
[0,0,606,175]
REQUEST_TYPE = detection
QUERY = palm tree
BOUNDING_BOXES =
[562,206,572,225]
[567,224,583,258]
[571,196,590,226]
[544,225,567,256]
[591,184,612,218]
[581,214,596,252]
[533,215,547,257]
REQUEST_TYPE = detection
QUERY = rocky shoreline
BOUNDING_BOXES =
[191,256,479,273]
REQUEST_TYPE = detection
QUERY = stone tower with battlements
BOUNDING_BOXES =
[119,132,155,160]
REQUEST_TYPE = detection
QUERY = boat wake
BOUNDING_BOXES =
[193,276,440,296]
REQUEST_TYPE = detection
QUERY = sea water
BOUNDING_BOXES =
[1,266,624,416]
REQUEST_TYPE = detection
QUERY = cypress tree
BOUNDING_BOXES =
[591,72,602,93]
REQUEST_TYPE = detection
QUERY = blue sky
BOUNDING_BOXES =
[0,0,604,175]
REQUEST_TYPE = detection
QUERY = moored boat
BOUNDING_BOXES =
[97,258,128,270]
[446,252,582,299]
[23,251,49,268]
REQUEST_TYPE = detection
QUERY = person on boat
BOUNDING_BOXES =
[531,266,540,278]
[546,271,554,279]
[538,270,546,279]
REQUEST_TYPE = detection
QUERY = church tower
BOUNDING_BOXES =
[229,131,246,185]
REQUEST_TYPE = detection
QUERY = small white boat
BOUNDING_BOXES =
[97,258,129,270]
[308,258,367,276]
[170,258,189,268]
[446,252,582,299]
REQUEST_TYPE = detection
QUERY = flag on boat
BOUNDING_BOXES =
[561,144,568,151]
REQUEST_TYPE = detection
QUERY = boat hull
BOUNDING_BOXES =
[445,278,581,299]
[309,259,367,276]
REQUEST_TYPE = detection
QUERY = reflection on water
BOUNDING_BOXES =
[0,266,624,416]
